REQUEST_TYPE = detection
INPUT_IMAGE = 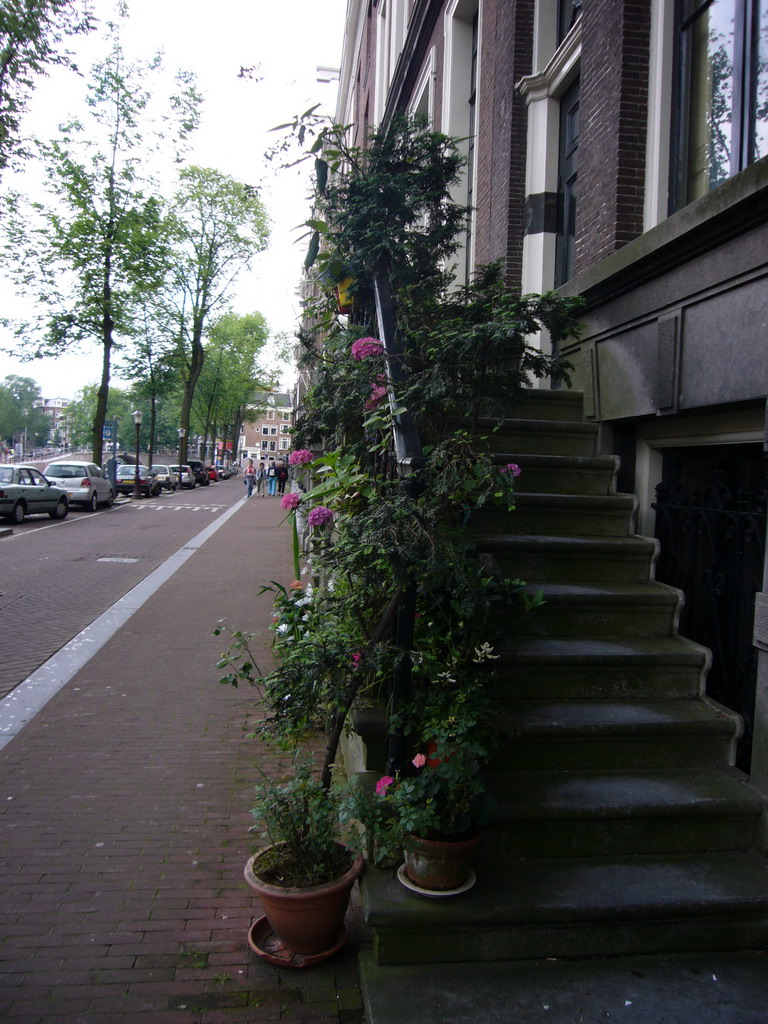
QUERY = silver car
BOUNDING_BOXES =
[169,464,196,489]
[43,461,114,511]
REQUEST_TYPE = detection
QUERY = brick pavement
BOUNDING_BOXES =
[0,493,367,1024]
[0,489,234,699]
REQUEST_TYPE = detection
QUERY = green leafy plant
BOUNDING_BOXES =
[215,114,584,880]
[249,753,351,888]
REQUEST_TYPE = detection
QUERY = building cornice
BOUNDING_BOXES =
[517,17,582,104]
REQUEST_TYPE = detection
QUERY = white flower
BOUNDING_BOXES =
[473,642,499,663]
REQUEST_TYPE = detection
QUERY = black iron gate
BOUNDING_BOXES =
[652,444,767,771]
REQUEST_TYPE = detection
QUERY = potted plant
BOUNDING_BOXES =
[341,645,501,893]
[243,753,364,960]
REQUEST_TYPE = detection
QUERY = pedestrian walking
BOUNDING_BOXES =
[256,461,267,496]
[276,462,288,495]
[244,458,256,497]
[267,462,278,496]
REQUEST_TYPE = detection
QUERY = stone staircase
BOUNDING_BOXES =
[358,388,768,966]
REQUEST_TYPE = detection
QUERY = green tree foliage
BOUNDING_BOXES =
[2,14,200,465]
[62,381,133,450]
[0,0,95,174]
[120,289,181,469]
[0,374,49,444]
[166,166,269,464]
[191,309,271,460]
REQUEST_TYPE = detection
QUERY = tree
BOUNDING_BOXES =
[121,300,179,470]
[167,166,269,464]
[191,310,270,460]
[0,374,49,445]
[63,381,134,450]
[2,15,200,465]
[0,0,95,174]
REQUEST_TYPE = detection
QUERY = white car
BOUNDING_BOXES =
[43,461,114,511]
[151,464,178,491]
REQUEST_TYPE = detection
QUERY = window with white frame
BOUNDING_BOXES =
[410,48,436,123]
[671,0,768,211]
[442,0,480,287]
[375,0,409,123]
[517,3,581,296]
[261,426,270,435]
[280,439,290,450]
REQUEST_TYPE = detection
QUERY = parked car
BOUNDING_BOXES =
[207,465,218,482]
[215,463,231,479]
[187,459,210,486]
[43,460,114,511]
[151,464,178,491]
[169,464,196,489]
[0,465,69,523]
[114,463,162,497]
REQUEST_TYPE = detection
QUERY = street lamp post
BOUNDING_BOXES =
[132,409,144,499]
[177,428,186,487]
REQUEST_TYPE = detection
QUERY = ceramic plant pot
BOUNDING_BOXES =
[244,843,364,955]
[403,832,480,892]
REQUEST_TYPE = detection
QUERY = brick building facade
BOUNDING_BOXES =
[335,0,768,782]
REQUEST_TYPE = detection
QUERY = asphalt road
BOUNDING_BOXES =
[0,476,244,701]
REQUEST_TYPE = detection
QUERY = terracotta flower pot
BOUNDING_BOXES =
[244,843,364,955]
[403,832,480,891]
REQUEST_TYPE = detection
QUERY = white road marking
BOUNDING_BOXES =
[128,504,227,512]
[0,496,248,750]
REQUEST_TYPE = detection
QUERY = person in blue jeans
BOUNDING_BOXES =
[244,459,256,497]
[267,463,278,495]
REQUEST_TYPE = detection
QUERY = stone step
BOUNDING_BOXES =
[485,768,761,858]
[363,851,768,965]
[495,635,709,699]
[472,491,637,537]
[475,417,598,457]
[358,948,768,1024]
[494,698,739,770]
[485,452,620,496]
[475,533,658,583]
[496,388,586,423]
[514,583,682,637]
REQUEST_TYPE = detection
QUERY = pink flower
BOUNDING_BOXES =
[307,505,333,529]
[351,337,384,360]
[375,776,394,796]
[365,383,388,410]
[289,580,303,591]
[351,651,362,668]
[289,449,314,466]
[281,492,300,511]
[500,462,521,477]
[412,753,426,768]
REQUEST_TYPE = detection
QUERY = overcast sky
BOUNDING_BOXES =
[1,0,346,399]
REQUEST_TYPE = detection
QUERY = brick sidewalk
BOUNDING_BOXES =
[0,495,366,1024]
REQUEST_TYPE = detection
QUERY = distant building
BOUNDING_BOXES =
[33,397,71,445]
[239,392,293,465]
